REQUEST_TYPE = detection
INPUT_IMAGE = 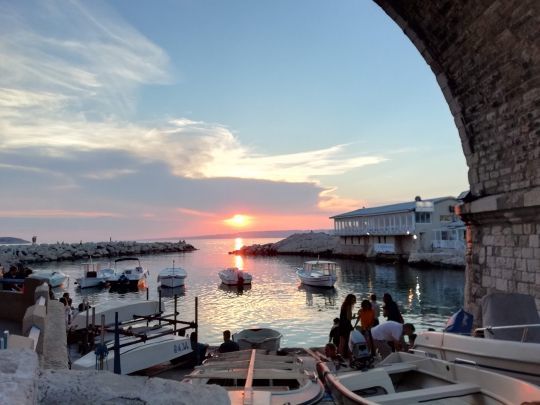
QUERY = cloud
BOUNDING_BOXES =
[0,210,121,218]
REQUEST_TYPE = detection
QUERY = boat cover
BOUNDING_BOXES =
[481,292,540,342]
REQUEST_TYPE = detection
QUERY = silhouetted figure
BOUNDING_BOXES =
[218,330,240,353]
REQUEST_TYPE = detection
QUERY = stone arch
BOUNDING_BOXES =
[374,0,540,321]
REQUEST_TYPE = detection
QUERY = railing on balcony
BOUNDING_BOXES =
[334,225,415,236]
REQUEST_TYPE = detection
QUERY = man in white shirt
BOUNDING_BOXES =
[370,321,415,359]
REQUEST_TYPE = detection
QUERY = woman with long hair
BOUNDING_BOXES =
[338,293,357,357]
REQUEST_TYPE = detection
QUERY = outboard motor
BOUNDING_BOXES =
[349,329,374,370]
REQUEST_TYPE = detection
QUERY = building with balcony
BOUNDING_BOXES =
[330,196,465,259]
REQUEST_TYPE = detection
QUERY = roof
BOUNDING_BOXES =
[330,196,456,219]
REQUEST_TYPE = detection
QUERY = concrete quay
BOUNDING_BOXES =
[0,240,196,267]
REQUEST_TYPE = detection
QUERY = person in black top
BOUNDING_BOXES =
[328,317,340,346]
[218,330,240,353]
[382,293,404,324]
[338,294,357,358]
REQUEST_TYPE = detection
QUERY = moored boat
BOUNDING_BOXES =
[321,351,540,404]
[232,327,282,351]
[183,349,325,405]
[69,299,161,331]
[108,257,149,289]
[28,270,68,288]
[157,261,187,288]
[296,260,338,288]
[218,267,252,285]
[75,260,115,289]
[72,330,192,374]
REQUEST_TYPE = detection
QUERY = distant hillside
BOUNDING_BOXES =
[0,237,30,244]
[184,229,332,240]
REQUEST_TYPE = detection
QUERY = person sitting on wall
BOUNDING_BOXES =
[218,330,240,353]
[3,266,21,291]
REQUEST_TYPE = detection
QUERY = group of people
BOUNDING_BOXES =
[328,292,416,361]
[0,265,31,291]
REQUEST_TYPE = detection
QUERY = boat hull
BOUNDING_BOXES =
[414,331,540,385]
[29,271,67,288]
[296,270,336,288]
[233,328,282,352]
[70,300,160,330]
[72,333,192,374]
[158,275,186,288]
[219,270,252,285]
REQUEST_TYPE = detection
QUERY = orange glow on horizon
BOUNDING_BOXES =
[224,214,251,228]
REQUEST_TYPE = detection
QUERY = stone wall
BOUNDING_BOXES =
[374,0,540,320]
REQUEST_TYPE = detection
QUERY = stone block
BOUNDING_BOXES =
[517,282,530,295]
[0,349,38,405]
[512,224,523,234]
[522,247,534,259]
[530,234,540,248]
[496,278,508,291]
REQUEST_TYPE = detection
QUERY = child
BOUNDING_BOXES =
[329,317,340,346]
[358,299,375,332]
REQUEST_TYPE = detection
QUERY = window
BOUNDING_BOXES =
[415,212,431,223]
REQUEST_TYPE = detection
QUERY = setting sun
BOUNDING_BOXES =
[224,214,251,228]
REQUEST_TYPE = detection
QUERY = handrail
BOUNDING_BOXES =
[476,323,540,342]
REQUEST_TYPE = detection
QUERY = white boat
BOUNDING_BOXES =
[75,260,115,289]
[413,328,540,385]
[69,299,160,330]
[296,260,338,288]
[157,261,187,288]
[232,327,282,351]
[218,267,252,285]
[28,270,68,288]
[183,349,325,405]
[108,257,149,288]
[413,292,540,384]
[321,351,540,404]
[72,331,192,374]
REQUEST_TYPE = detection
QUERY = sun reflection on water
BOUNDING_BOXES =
[234,238,244,269]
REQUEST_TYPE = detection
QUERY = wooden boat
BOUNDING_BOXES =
[72,330,192,374]
[218,267,252,285]
[75,260,115,289]
[69,299,160,330]
[296,260,338,288]
[183,349,325,405]
[108,257,149,289]
[28,270,68,288]
[232,327,282,351]
[157,261,187,288]
[321,351,540,404]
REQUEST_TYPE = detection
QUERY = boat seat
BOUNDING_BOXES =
[368,382,480,404]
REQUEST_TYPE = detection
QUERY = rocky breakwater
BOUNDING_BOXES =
[0,240,196,266]
[231,232,342,257]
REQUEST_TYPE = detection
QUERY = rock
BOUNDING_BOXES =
[37,370,229,405]
[408,252,465,268]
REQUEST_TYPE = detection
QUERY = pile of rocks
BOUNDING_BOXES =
[0,240,196,267]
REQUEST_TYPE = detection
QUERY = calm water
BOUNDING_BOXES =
[34,238,465,347]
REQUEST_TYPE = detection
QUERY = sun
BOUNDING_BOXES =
[224,214,251,228]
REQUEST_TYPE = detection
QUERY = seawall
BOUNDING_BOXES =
[0,240,196,267]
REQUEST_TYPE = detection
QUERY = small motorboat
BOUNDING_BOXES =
[72,330,192,375]
[108,257,149,289]
[232,327,282,351]
[69,299,161,331]
[28,270,68,288]
[183,349,325,405]
[321,351,540,404]
[157,261,187,288]
[218,267,252,285]
[75,260,115,289]
[296,260,338,288]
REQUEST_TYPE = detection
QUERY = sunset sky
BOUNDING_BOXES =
[0,0,468,242]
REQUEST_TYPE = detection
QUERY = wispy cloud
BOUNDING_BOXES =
[176,208,218,218]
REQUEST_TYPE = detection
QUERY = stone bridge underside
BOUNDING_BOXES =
[374,0,540,321]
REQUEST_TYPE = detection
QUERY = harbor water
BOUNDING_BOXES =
[34,238,465,348]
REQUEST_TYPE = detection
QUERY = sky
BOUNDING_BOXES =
[0,0,468,243]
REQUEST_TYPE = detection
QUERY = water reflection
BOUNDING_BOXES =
[234,238,244,269]
[218,283,252,296]
[298,284,337,308]
[158,285,186,298]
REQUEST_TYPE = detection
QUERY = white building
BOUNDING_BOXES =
[330,196,465,259]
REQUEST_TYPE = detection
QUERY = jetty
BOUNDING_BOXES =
[0,240,196,267]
